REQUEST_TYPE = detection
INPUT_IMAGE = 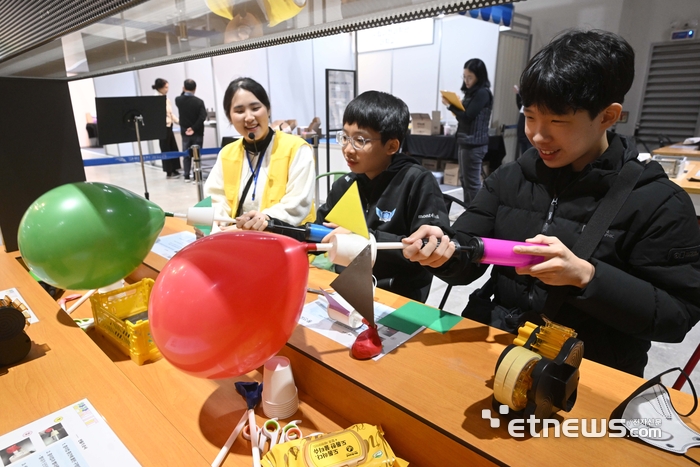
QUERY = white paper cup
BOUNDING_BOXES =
[328,233,377,267]
[262,356,297,405]
[262,388,299,419]
[186,206,215,226]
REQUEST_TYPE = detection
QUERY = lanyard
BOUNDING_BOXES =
[245,148,265,201]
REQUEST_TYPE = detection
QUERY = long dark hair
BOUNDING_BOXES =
[223,77,271,123]
[460,58,490,94]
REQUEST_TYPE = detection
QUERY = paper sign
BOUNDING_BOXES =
[0,399,140,466]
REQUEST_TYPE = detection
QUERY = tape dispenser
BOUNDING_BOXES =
[492,319,584,420]
[0,296,32,367]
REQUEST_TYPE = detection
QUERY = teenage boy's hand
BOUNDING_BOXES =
[402,225,454,268]
[235,210,269,231]
[513,235,595,288]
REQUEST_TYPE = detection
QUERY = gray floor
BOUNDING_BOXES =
[82,149,700,395]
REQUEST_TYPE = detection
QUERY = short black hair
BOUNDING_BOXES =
[461,58,490,93]
[183,79,197,91]
[343,91,409,145]
[520,29,634,118]
[223,77,271,124]
[152,78,167,91]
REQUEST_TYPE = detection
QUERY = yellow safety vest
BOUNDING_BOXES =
[221,131,315,225]
[260,0,306,27]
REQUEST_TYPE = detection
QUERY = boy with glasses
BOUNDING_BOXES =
[316,91,450,302]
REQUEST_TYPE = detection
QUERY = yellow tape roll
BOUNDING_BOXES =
[494,346,542,411]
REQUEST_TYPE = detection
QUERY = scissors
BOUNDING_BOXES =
[244,419,284,454]
[281,420,303,443]
[261,418,281,452]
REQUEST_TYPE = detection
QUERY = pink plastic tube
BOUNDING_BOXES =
[479,238,546,267]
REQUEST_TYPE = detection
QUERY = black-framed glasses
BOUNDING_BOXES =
[336,131,379,150]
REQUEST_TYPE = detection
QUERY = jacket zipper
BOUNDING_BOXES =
[528,194,559,309]
[541,197,558,234]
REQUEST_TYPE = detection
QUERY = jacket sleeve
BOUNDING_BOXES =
[261,145,316,226]
[371,170,453,272]
[193,102,207,133]
[372,170,450,243]
[428,168,500,284]
[449,88,490,126]
[572,189,700,342]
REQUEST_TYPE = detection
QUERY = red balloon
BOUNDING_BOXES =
[149,231,310,379]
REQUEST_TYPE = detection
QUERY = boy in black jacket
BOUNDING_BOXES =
[403,29,700,376]
[316,91,450,302]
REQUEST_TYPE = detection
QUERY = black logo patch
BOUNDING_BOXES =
[668,246,700,264]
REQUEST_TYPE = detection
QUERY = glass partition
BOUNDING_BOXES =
[0,0,518,79]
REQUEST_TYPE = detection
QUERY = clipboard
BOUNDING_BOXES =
[440,90,464,111]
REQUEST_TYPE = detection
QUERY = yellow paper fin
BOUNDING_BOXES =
[325,181,369,238]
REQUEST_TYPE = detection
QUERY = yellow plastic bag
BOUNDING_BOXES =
[261,423,408,467]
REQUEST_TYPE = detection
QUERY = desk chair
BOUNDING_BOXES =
[437,193,468,310]
[316,171,347,183]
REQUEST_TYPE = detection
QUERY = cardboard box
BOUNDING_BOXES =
[443,162,460,186]
[421,158,439,171]
[411,113,440,135]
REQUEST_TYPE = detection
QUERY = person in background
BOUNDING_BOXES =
[316,91,450,302]
[514,84,533,158]
[175,79,207,182]
[204,77,315,230]
[443,58,493,205]
[404,29,700,377]
[152,78,182,178]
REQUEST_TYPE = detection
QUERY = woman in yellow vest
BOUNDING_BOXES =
[204,77,315,231]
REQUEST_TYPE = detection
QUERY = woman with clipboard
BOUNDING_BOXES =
[442,58,493,204]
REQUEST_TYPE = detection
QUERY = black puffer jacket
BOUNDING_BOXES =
[316,154,449,302]
[434,133,700,375]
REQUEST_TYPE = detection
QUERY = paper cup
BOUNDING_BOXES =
[262,356,297,405]
[262,388,299,419]
[328,233,377,267]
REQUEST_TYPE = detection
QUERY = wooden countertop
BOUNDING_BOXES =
[0,250,209,466]
[9,216,700,466]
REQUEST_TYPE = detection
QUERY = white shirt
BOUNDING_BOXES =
[204,133,316,226]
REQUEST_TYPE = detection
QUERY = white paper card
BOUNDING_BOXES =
[298,299,424,361]
[0,399,140,466]
[150,231,197,260]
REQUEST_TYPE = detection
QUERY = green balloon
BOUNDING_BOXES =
[18,182,165,289]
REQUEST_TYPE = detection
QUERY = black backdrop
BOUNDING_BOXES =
[0,77,85,252]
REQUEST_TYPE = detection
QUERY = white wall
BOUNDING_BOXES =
[68,78,96,148]
[358,15,500,124]
[514,0,700,136]
[267,41,315,128]
[312,33,356,129]
[438,16,499,123]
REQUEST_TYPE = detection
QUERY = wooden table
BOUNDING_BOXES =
[652,142,700,159]
[8,217,700,466]
[0,250,210,466]
[650,144,700,213]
